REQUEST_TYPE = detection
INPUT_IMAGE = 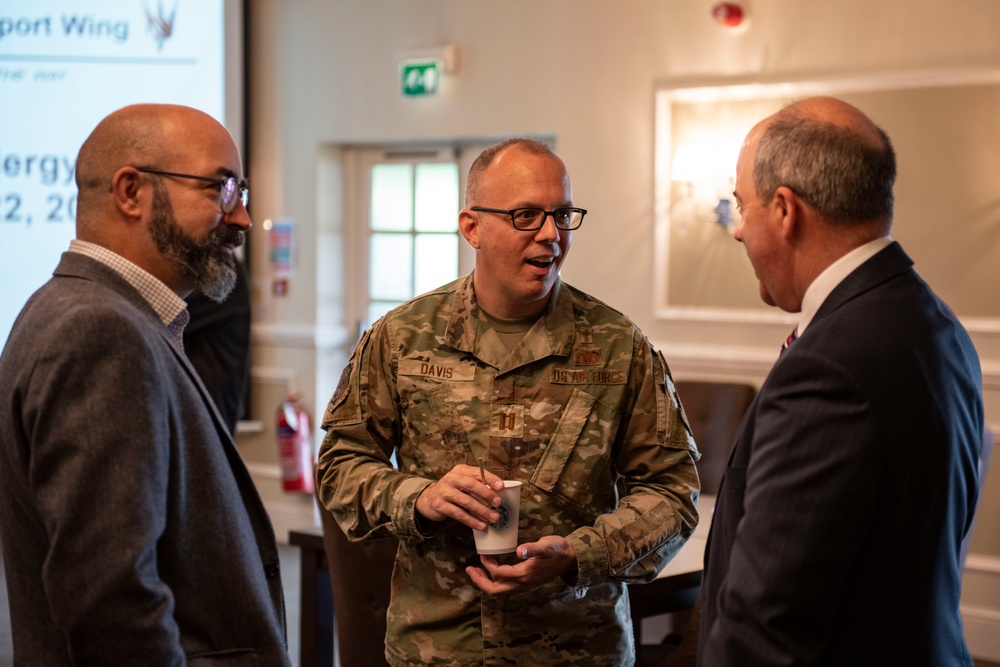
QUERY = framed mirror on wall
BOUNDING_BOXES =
[653,69,1000,333]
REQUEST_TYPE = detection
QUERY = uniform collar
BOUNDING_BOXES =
[446,273,575,372]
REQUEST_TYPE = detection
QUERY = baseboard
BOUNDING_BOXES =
[250,322,351,350]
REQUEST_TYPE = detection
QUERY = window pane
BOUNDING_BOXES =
[414,163,459,232]
[370,233,413,300]
[370,164,413,232]
[414,234,458,295]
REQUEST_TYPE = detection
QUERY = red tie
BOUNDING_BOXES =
[781,327,798,353]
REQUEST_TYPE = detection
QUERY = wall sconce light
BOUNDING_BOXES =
[670,140,741,231]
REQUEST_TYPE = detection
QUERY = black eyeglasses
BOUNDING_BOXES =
[470,206,587,231]
[136,168,249,214]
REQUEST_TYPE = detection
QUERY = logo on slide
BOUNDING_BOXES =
[143,1,177,50]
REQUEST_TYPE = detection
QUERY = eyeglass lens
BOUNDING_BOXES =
[220,177,249,213]
[512,208,583,230]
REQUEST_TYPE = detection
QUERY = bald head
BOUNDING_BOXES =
[465,138,562,207]
[69,104,249,298]
[778,96,886,145]
[75,104,232,232]
[751,96,896,230]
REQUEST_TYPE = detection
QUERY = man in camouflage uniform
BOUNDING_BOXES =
[317,138,700,666]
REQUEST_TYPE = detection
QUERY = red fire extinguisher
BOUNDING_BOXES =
[276,394,315,493]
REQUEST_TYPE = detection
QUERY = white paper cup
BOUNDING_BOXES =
[472,480,522,555]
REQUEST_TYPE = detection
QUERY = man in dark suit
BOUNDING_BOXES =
[699,96,983,666]
[0,104,291,665]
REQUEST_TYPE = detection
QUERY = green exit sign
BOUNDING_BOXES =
[401,59,441,97]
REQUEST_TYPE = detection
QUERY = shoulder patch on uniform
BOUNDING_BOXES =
[331,360,353,408]
[322,326,374,428]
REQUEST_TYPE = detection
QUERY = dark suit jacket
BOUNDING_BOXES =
[700,242,983,666]
[0,253,291,666]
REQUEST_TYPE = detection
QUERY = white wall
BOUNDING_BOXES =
[240,0,1000,658]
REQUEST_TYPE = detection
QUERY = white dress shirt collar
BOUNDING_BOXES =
[797,236,893,336]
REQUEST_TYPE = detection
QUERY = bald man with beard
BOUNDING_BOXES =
[0,104,292,666]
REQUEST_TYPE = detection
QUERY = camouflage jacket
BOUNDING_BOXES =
[317,274,700,667]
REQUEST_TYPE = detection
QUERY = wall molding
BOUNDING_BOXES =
[983,359,1000,391]
[653,341,778,380]
[249,365,297,384]
[245,462,283,480]
[245,463,318,543]
[967,554,1000,576]
[652,339,1000,389]
[249,324,999,383]
[251,322,352,350]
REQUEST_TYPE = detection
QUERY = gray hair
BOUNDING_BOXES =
[753,115,896,225]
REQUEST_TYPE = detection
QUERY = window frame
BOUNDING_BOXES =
[345,145,480,335]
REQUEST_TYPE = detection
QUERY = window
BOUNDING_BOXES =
[349,147,479,331]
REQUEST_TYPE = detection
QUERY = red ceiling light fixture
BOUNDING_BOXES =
[711,2,748,29]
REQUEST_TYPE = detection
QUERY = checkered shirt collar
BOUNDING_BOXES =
[68,240,190,349]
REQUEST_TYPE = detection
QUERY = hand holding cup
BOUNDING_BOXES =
[415,464,505,530]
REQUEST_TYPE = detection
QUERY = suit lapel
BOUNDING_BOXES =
[708,244,915,560]
[59,252,276,539]
[810,241,914,328]
[54,252,237,448]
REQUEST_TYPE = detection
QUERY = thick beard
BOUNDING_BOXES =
[148,181,241,303]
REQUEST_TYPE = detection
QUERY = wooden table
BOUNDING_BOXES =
[288,496,711,666]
